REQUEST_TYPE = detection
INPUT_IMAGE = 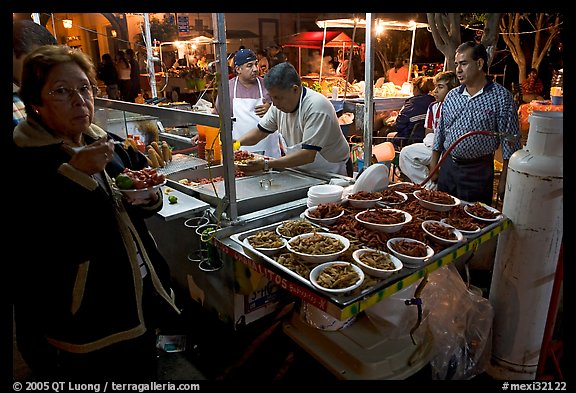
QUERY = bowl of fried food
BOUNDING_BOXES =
[345,191,382,209]
[287,232,350,264]
[304,203,345,226]
[243,230,287,257]
[276,219,319,239]
[309,261,365,295]
[421,220,464,246]
[441,217,481,238]
[414,189,460,212]
[464,202,503,223]
[352,248,403,278]
[355,208,412,233]
[378,189,408,206]
[386,237,434,268]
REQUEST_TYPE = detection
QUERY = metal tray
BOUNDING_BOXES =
[230,223,320,293]
[230,221,377,305]
[166,166,327,215]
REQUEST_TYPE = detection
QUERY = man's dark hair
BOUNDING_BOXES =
[13,20,57,58]
[264,62,301,91]
[456,41,489,73]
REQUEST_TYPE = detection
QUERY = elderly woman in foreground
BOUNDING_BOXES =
[12,45,179,379]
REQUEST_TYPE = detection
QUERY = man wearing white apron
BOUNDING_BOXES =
[219,49,281,158]
[234,62,350,176]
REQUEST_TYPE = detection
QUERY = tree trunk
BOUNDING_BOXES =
[480,13,502,68]
[426,13,461,72]
[500,13,561,85]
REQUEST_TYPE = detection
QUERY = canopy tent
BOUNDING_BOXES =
[315,15,429,173]
[315,17,429,82]
[283,31,358,49]
[283,31,359,75]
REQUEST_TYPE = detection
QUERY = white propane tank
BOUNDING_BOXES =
[487,111,563,379]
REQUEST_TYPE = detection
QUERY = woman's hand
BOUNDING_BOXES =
[69,138,114,175]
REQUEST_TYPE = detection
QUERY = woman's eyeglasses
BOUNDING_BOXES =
[47,84,99,101]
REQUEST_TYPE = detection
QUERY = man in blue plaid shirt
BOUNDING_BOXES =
[429,41,521,206]
[13,19,57,129]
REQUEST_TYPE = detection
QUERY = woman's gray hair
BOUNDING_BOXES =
[20,45,97,121]
[264,62,301,90]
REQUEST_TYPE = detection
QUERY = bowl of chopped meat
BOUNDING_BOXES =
[304,203,345,226]
[386,237,435,268]
[352,248,403,278]
[345,191,382,209]
[355,208,412,233]
[378,189,408,206]
[421,220,464,246]
[309,261,365,295]
[414,189,460,212]
[287,232,350,264]
[464,202,503,222]
[441,217,481,238]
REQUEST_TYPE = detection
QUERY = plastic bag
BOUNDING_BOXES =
[423,264,494,380]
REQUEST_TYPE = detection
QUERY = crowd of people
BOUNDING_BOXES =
[96,48,142,102]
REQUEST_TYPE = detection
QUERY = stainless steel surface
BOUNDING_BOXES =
[157,155,207,176]
[159,186,211,221]
[166,166,327,215]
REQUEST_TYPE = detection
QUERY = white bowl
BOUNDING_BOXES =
[276,219,319,239]
[346,194,382,209]
[440,218,481,238]
[243,232,287,257]
[309,261,365,295]
[378,190,408,206]
[387,182,423,197]
[308,184,344,198]
[304,205,345,226]
[464,203,503,222]
[352,248,403,278]
[421,220,464,246]
[413,189,460,212]
[355,208,412,233]
[386,237,434,268]
[287,232,350,264]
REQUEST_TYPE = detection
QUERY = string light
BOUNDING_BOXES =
[63,15,72,29]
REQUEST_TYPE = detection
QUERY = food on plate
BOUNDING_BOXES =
[234,150,256,165]
[379,189,407,204]
[247,231,284,249]
[357,208,405,224]
[277,220,317,238]
[115,168,165,190]
[274,253,310,278]
[466,202,500,219]
[307,203,343,219]
[315,263,360,289]
[443,216,479,232]
[289,232,345,255]
[389,239,428,257]
[423,221,457,240]
[416,189,455,205]
[357,250,396,270]
[347,191,381,200]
